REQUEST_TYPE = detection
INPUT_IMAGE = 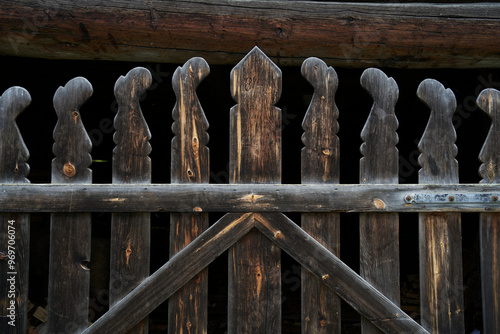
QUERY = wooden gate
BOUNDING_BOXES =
[1,47,499,333]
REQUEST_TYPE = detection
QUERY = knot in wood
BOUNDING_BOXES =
[63,162,76,177]
[72,111,79,124]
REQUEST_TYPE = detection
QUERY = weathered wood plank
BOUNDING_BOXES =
[1,1,500,68]
[417,79,465,333]
[82,213,255,334]
[0,183,499,213]
[359,68,400,334]
[110,67,152,333]
[169,57,210,333]
[0,86,31,334]
[300,57,341,333]
[254,213,429,334]
[47,77,93,334]
[477,88,500,333]
[228,47,281,333]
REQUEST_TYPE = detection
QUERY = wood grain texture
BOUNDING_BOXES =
[1,183,500,213]
[48,77,93,334]
[300,57,340,333]
[82,213,255,334]
[110,67,152,333]
[477,88,500,333]
[228,47,281,333]
[417,79,464,333]
[0,86,30,334]
[359,68,400,334]
[1,1,500,68]
[254,213,429,334]
[169,57,210,334]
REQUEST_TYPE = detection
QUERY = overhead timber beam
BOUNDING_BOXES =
[0,0,500,68]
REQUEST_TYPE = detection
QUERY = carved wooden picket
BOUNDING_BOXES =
[0,86,31,334]
[110,67,153,333]
[169,57,210,332]
[417,79,464,332]
[1,47,500,334]
[477,88,500,334]
[301,57,341,333]
[228,47,282,333]
[359,68,400,334]
[48,77,93,333]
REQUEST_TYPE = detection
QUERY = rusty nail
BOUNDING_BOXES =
[63,162,76,177]
[448,195,455,202]
[405,195,413,203]
[492,195,499,202]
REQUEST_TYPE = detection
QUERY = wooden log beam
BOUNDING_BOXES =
[0,1,500,68]
[0,183,500,213]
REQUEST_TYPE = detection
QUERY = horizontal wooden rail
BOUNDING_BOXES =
[0,183,499,213]
[1,1,500,68]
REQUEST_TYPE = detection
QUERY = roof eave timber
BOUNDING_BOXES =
[1,0,500,68]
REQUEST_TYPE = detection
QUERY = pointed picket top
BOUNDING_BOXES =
[300,57,339,183]
[52,77,93,183]
[360,68,399,184]
[230,46,281,105]
[229,46,282,183]
[113,67,152,183]
[417,79,458,183]
[0,86,31,183]
[171,57,210,183]
[477,88,500,183]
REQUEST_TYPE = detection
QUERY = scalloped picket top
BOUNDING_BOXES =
[417,78,458,184]
[477,88,500,183]
[52,76,93,183]
[0,86,31,183]
[171,57,210,184]
[112,67,153,184]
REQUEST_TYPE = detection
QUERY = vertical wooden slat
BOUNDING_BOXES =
[228,46,282,333]
[0,86,31,334]
[476,88,500,333]
[417,79,465,333]
[169,57,210,333]
[300,57,341,333]
[48,77,93,333]
[359,68,400,334]
[110,67,152,333]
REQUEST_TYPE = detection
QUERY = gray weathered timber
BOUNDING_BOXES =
[169,57,210,333]
[1,1,500,68]
[0,183,499,213]
[301,57,341,333]
[0,86,31,334]
[477,88,500,333]
[82,213,255,334]
[48,77,93,334]
[417,79,465,333]
[254,213,429,334]
[110,67,152,333]
[228,47,282,333]
[359,68,400,334]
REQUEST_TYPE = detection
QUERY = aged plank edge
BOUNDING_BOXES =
[254,213,429,334]
[0,184,499,212]
[81,212,255,334]
[1,1,500,68]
